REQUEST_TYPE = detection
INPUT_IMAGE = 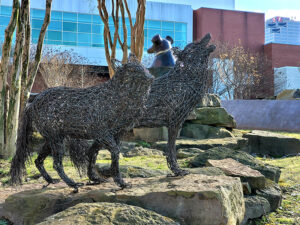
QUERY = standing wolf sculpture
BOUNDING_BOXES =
[10,55,154,192]
[69,33,216,182]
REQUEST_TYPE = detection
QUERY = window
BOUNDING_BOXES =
[63,32,77,42]
[47,31,62,41]
[63,22,77,32]
[78,14,91,23]
[148,20,161,29]
[63,12,77,22]
[78,23,91,33]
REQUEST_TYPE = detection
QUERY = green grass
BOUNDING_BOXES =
[0,153,190,186]
[254,156,300,225]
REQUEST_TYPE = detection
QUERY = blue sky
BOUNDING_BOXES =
[235,0,300,20]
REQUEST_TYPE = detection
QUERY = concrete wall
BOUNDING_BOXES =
[193,8,265,53]
[274,67,300,96]
[221,100,300,132]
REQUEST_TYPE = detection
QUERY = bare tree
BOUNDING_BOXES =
[38,48,102,88]
[0,0,52,158]
[209,41,272,99]
[97,0,146,77]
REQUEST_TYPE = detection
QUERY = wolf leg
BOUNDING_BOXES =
[166,126,189,176]
[51,138,83,193]
[35,141,60,186]
[86,141,107,185]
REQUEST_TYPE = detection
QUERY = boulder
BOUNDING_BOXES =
[256,180,282,211]
[122,146,163,158]
[276,89,300,100]
[37,202,177,225]
[198,93,221,108]
[189,107,236,128]
[241,196,271,225]
[154,137,247,151]
[242,183,252,195]
[187,94,221,120]
[244,130,300,157]
[207,158,266,190]
[180,123,234,139]
[133,127,168,142]
[96,164,167,178]
[1,174,245,225]
[189,147,281,183]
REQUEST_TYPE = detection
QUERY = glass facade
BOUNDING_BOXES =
[0,5,187,49]
[265,17,300,46]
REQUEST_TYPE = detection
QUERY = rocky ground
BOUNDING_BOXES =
[0,131,299,225]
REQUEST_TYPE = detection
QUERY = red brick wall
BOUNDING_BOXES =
[193,8,265,53]
[264,43,300,69]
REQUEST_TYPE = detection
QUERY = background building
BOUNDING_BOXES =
[265,17,300,45]
[0,0,193,65]
[193,8,265,53]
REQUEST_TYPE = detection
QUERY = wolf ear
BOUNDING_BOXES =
[152,34,162,45]
[166,36,174,44]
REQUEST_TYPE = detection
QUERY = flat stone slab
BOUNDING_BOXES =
[207,158,266,190]
[189,147,281,183]
[154,137,247,151]
[38,202,177,225]
[244,130,300,157]
[0,174,245,225]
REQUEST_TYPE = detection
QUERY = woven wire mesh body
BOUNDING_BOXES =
[10,56,154,191]
[67,34,216,180]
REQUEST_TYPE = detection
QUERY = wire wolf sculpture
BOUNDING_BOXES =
[10,55,154,192]
[68,33,216,182]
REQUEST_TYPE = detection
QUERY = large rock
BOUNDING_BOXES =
[187,94,221,120]
[188,167,226,176]
[133,127,168,142]
[256,180,282,211]
[96,164,167,178]
[154,137,247,151]
[181,123,234,139]
[207,158,266,190]
[38,202,177,225]
[241,196,271,225]
[177,148,204,159]
[244,130,300,157]
[189,107,236,128]
[0,174,245,225]
[189,147,281,183]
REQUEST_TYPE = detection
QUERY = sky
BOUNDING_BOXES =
[235,0,300,20]
[150,0,300,21]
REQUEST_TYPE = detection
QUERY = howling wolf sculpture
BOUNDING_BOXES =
[10,55,154,192]
[68,34,216,182]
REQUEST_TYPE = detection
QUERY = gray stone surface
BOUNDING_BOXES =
[189,107,236,128]
[0,174,245,225]
[207,158,266,190]
[241,196,271,225]
[189,147,281,183]
[180,123,234,139]
[244,130,300,157]
[37,202,177,225]
[256,181,282,212]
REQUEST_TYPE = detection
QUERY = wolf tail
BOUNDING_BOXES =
[10,106,33,185]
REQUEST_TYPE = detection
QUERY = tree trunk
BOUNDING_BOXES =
[5,0,27,158]
[0,0,20,158]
